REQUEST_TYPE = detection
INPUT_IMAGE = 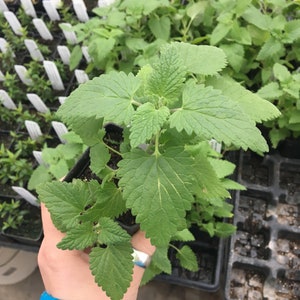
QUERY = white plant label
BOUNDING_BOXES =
[0,70,4,81]
[81,46,91,63]
[42,0,60,21]
[43,60,65,91]
[58,96,67,105]
[98,0,116,7]
[61,23,77,44]
[52,121,68,143]
[25,120,43,140]
[33,18,53,40]
[57,45,71,65]
[75,69,89,84]
[0,38,8,53]
[3,11,23,36]
[72,0,89,22]
[26,93,49,113]
[11,186,40,207]
[0,0,8,12]
[20,0,37,18]
[14,65,33,86]
[50,0,63,8]
[24,39,44,61]
[0,89,17,109]
[209,139,222,154]
[33,150,44,165]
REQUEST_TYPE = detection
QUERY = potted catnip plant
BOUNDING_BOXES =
[37,42,280,300]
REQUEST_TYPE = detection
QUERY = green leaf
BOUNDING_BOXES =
[118,148,195,246]
[171,229,195,242]
[148,15,170,41]
[273,63,291,83]
[215,222,236,237]
[208,158,235,179]
[57,72,141,127]
[229,21,251,45]
[49,159,69,179]
[257,37,283,61]
[210,22,233,45]
[206,76,281,123]
[149,246,171,274]
[130,103,170,148]
[69,45,83,71]
[98,217,131,245]
[170,83,269,153]
[173,43,227,75]
[147,43,186,100]
[88,37,115,65]
[289,111,300,125]
[125,38,148,52]
[284,20,300,42]
[176,245,198,272]
[242,5,271,30]
[256,82,283,100]
[37,180,92,232]
[221,178,246,191]
[90,142,110,176]
[28,165,52,190]
[220,43,245,73]
[90,243,133,300]
[57,222,97,250]
[80,182,126,221]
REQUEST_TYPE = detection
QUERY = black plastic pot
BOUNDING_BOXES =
[224,150,300,299]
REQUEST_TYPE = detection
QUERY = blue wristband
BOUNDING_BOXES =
[40,291,59,300]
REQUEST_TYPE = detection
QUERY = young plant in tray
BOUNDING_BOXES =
[37,42,280,300]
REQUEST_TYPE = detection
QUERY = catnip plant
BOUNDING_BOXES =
[37,42,280,300]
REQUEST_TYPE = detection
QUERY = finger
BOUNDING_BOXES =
[131,230,156,256]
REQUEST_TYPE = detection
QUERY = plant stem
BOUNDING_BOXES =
[105,144,123,157]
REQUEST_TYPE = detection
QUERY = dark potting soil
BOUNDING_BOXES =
[225,150,300,300]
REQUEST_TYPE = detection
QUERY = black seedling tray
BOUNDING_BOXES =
[225,150,300,300]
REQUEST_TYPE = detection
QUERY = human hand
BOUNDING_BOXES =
[38,203,155,300]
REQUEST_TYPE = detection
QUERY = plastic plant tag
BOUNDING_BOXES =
[0,70,4,81]
[57,45,71,65]
[98,0,116,7]
[11,186,40,207]
[0,38,9,53]
[51,121,68,143]
[50,0,63,8]
[209,139,222,154]
[60,23,77,44]
[33,150,44,165]
[25,120,43,140]
[43,60,65,91]
[33,18,53,40]
[42,0,60,21]
[20,0,37,17]
[26,93,49,113]
[58,96,67,105]
[0,0,9,12]
[24,39,44,61]
[0,89,17,109]
[72,0,89,22]
[14,65,33,86]
[81,46,91,63]
[75,69,89,84]
[3,11,23,36]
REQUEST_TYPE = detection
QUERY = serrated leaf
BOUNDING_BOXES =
[221,178,246,190]
[80,182,126,221]
[90,243,133,300]
[171,229,195,242]
[147,43,186,100]
[37,180,92,232]
[98,217,131,245]
[210,22,232,45]
[118,148,195,246]
[257,82,283,100]
[206,76,281,123]
[220,43,245,73]
[242,5,271,30]
[57,72,140,127]
[208,158,236,179]
[173,42,227,75]
[57,222,97,250]
[273,63,291,83]
[130,103,170,148]
[257,37,283,61]
[88,37,115,65]
[169,83,269,153]
[284,19,300,42]
[176,245,198,272]
[150,246,171,274]
[215,222,236,237]
[49,159,69,179]
[28,165,52,190]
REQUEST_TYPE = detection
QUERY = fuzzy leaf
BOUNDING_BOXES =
[284,19,300,42]
[118,148,195,246]
[89,243,133,300]
[257,37,283,61]
[57,222,97,250]
[242,5,271,30]
[215,222,236,237]
[37,180,92,232]
[210,22,233,45]
[149,246,171,274]
[169,83,269,153]
[171,229,195,242]
[176,245,198,272]
[257,82,283,100]
[130,103,170,148]
[148,15,170,41]
[57,72,140,127]
[206,76,281,123]
[90,142,110,176]
[208,158,236,179]
[173,43,227,75]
